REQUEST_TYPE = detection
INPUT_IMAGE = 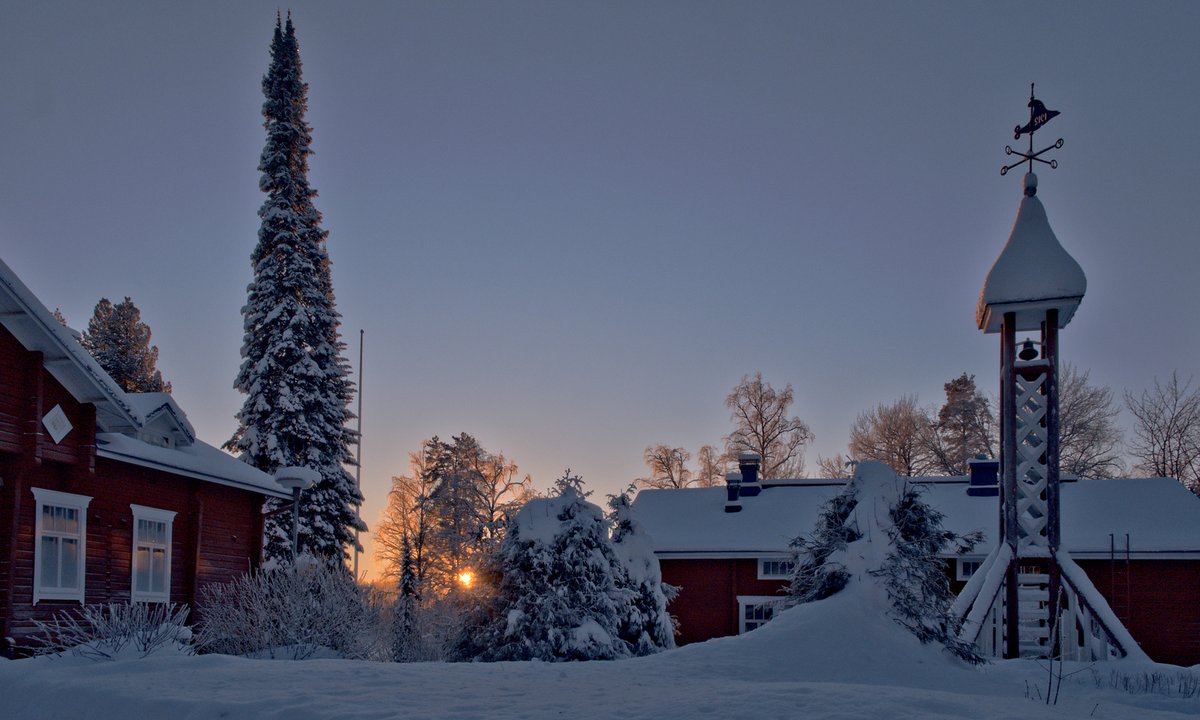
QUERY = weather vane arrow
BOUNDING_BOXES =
[1001,83,1064,177]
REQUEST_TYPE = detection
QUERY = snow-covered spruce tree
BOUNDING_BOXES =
[879,481,982,662]
[788,480,861,603]
[226,14,364,564]
[789,461,983,663]
[473,471,630,662]
[391,535,423,662]
[81,296,171,393]
[607,484,675,654]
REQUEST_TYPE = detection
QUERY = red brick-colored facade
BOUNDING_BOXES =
[661,558,787,642]
[0,320,271,655]
[663,554,1200,666]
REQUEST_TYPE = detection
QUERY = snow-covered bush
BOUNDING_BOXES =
[196,562,385,660]
[608,485,675,654]
[788,461,984,663]
[32,602,192,661]
[467,472,629,661]
[788,483,861,603]
[874,481,983,663]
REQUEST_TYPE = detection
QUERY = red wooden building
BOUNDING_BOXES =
[0,258,288,655]
[633,459,1200,666]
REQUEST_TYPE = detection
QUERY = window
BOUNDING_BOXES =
[737,595,786,634]
[758,558,796,579]
[32,488,92,603]
[130,505,175,603]
[957,558,983,581]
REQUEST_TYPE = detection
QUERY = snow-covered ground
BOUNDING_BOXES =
[3,587,1196,720]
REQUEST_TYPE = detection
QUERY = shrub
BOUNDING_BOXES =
[32,602,192,661]
[196,563,386,660]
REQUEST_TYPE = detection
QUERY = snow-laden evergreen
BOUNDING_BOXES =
[226,14,363,564]
[472,473,629,661]
[81,296,171,393]
[391,536,422,663]
[789,461,983,662]
[607,485,675,655]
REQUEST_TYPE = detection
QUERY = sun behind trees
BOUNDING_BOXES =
[375,434,533,597]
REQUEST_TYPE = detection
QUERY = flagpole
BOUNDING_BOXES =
[354,328,364,578]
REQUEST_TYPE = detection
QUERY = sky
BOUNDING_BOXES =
[2,1,1198,581]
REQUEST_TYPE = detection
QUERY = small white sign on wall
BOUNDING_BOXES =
[43,404,73,444]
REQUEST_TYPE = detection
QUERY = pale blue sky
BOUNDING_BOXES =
[2,1,1197,577]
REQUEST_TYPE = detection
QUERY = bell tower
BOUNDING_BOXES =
[955,87,1146,661]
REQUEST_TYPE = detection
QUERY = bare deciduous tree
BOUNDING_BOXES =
[1057,363,1124,479]
[637,445,694,489]
[375,451,436,588]
[724,372,813,479]
[848,395,935,477]
[694,445,725,487]
[1125,372,1200,493]
[815,454,853,479]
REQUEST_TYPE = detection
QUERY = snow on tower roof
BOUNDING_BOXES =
[976,172,1087,333]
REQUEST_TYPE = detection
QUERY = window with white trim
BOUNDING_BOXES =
[737,595,786,634]
[757,558,796,580]
[32,488,92,603]
[130,504,176,603]
[957,558,983,581]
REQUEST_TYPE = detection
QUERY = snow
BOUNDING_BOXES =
[1056,549,1151,662]
[125,392,196,444]
[976,173,1088,333]
[635,477,1200,557]
[97,433,288,498]
[3,583,1197,719]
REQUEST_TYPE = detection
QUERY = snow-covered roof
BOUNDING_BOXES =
[125,392,197,447]
[976,173,1087,333]
[96,433,289,498]
[633,476,1200,557]
[0,255,284,499]
[0,256,142,433]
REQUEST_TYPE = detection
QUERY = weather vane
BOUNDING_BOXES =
[1001,83,1063,177]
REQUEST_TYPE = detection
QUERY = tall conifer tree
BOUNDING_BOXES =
[82,297,171,394]
[227,14,363,564]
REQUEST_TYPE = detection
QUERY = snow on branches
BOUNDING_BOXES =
[789,461,984,663]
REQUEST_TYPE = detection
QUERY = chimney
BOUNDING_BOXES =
[737,452,762,497]
[724,471,742,513]
[966,455,999,496]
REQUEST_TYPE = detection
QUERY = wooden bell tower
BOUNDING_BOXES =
[955,88,1146,661]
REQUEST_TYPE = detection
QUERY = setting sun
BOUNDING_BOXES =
[458,571,474,588]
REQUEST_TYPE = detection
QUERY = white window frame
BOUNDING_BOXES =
[130,504,176,603]
[956,557,983,581]
[737,595,786,634]
[757,557,796,580]
[32,488,92,604]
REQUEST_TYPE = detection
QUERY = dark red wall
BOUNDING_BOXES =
[0,323,267,651]
[1076,559,1200,666]
[664,555,1200,666]
[661,558,788,645]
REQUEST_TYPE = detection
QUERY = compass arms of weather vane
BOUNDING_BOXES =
[1001,83,1063,176]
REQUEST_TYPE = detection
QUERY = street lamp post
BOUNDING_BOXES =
[274,467,319,562]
